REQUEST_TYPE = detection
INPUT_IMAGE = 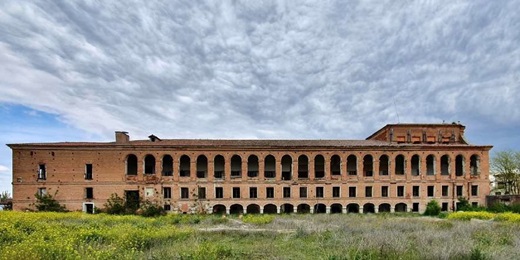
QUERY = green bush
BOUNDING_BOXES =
[33,192,67,212]
[139,200,165,217]
[103,193,126,214]
[424,200,441,216]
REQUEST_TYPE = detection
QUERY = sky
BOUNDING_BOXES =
[0,1,519,194]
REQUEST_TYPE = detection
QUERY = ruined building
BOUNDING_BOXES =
[8,123,492,214]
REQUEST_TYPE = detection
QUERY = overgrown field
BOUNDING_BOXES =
[1,212,520,259]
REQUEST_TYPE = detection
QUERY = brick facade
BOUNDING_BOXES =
[7,123,492,214]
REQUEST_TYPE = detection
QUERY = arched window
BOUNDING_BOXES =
[214,155,225,179]
[298,155,308,179]
[470,155,480,175]
[379,155,389,175]
[330,155,341,176]
[455,155,464,176]
[126,154,138,175]
[440,155,449,175]
[363,155,373,177]
[281,155,292,180]
[144,155,156,174]
[180,155,190,177]
[347,155,357,175]
[411,155,420,176]
[231,155,242,178]
[196,155,207,178]
[264,155,276,178]
[248,155,259,178]
[314,155,325,178]
[426,155,435,175]
[395,155,405,175]
[162,155,173,176]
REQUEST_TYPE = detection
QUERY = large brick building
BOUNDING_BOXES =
[8,123,492,214]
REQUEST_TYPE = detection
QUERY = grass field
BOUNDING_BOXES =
[1,212,520,259]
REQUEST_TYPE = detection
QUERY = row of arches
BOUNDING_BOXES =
[127,153,481,179]
[212,202,408,214]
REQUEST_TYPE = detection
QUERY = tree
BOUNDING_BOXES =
[34,192,67,212]
[424,200,441,216]
[0,191,11,201]
[492,150,520,195]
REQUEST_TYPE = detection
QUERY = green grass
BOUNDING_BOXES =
[1,212,520,259]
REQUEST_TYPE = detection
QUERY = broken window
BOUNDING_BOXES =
[363,154,373,177]
[164,204,171,211]
[126,154,138,175]
[215,187,223,199]
[365,186,372,197]
[264,155,276,179]
[395,155,405,175]
[249,187,257,198]
[442,185,449,196]
[85,164,93,180]
[247,155,259,178]
[455,155,464,176]
[347,155,357,175]
[214,155,225,179]
[470,155,480,175]
[283,187,291,198]
[440,155,450,175]
[180,155,191,177]
[125,190,140,211]
[456,185,463,196]
[412,186,419,197]
[85,187,94,199]
[349,187,356,197]
[314,155,325,178]
[427,186,434,197]
[412,203,419,212]
[162,155,173,176]
[298,155,309,179]
[281,155,292,180]
[145,187,154,198]
[330,155,341,176]
[181,187,189,199]
[316,187,324,198]
[198,187,206,199]
[163,187,172,199]
[300,187,307,198]
[231,155,242,178]
[379,155,389,175]
[266,187,274,198]
[332,186,340,198]
[397,186,404,197]
[426,155,435,175]
[196,155,208,178]
[411,155,420,176]
[144,155,156,174]
[232,187,241,198]
[441,202,449,211]
[38,164,47,180]
[471,185,478,196]
[381,186,389,197]
[37,187,47,196]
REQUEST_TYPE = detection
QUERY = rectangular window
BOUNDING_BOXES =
[181,187,189,199]
[145,187,154,198]
[37,187,47,196]
[316,187,324,198]
[332,187,340,198]
[233,187,241,198]
[427,186,434,197]
[381,186,389,197]
[472,202,478,207]
[412,203,419,212]
[471,185,478,196]
[38,164,46,180]
[442,202,449,211]
[266,187,274,198]
[85,187,93,199]
[85,164,93,180]
[397,186,404,197]
[412,186,419,197]
[249,187,257,199]
[215,187,223,199]
[365,186,372,198]
[442,185,449,197]
[456,185,463,196]
[163,187,172,199]
[349,187,356,198]
[164,205,171,211]
[198,187,206,199]
[283,187,291,198]
[300,187,307,198]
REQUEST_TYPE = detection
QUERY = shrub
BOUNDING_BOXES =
[424,200,441,216]
[139,200,165,217]
[447,211,495,221]
[457,197,471,211]
[33,192,67,212]
[103,193,126,214]
[242,214,274,225]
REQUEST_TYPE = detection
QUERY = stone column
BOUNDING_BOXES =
[260,206,264,214]
[326,206,331,214]
[342,206,347,214]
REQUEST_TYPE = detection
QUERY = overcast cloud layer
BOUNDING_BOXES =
[1,1,520,193]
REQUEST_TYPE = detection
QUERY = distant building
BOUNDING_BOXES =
[7,123,492,214]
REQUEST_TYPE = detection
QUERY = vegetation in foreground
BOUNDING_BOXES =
[1,212,520,259]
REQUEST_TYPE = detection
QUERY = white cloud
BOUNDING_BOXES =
[0,165,9,173]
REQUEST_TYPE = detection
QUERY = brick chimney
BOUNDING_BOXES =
[115,131,129,143]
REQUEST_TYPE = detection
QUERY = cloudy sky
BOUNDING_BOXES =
[1,1,519,194]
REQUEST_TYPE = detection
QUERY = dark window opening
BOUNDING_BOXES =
[441,202,449,211]
[215,187,223,199]
[456,185,463,196]
[144,155,156,174]
[413,186,419,197]
[198,187,206,199]
[455,155,464,176]
[471,185,478,196]
[395,155,405,175]
[300,187,307,198]
[38,164,47,180]
[233,187,241,198]
[231,155,242,178]
[181,187,189,199]
[196,155,208,178]
[180,155,190,177]
[411,155,420,176]
[333,186,340,198]
[126,155,138,175]
[248,155,259,178]
[427,186,434,197]
[266,187,274,198]
[164,204,171,211]
[382,186,389,197]
[85,187,93,199]
[283,187,291,198]
[125,190,140,211]
[214,155,225,179]
[397,186,404,197]
[281,155,292,180]
[363,155,373,177]
[163,187,171,199]
[440,155,450,175]
[264,155,276,179]
[365,186,372,197]
[316,187,324,198]
[314,155,325,178]
[85,203,94,214]
[412,203,419,212]
[249,187,257,198]
[162,155,173,176]
[85,164,93,180]
[442,185,449,196]
[298,155,309,179]
[426,155,435,175]
[470,155,479,175]
[331,155,341,176]
[349,187,356,197]
[347,155,357,175]
[379,155,389,175]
